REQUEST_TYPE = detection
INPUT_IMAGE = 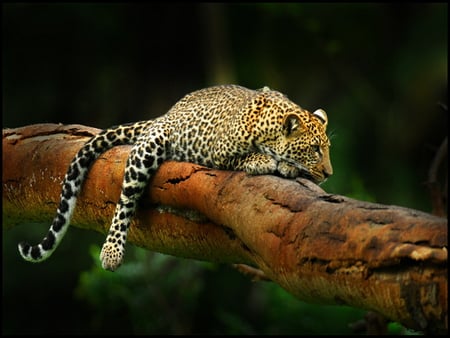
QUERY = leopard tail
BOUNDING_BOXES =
[17,121,151,263]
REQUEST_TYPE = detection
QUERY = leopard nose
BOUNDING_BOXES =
[323,164,333,178]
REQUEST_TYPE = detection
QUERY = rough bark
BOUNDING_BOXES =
[2,124,448,334]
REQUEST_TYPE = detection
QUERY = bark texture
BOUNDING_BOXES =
[2,124,448,334]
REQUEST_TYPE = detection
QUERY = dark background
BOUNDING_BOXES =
[2,3,447,334]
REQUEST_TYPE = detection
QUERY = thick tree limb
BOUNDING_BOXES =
[2,124,447,334]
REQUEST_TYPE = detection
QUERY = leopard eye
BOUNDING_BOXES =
[312,145,323,161]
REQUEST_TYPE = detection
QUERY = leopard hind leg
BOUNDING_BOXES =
[99,129,168,271]
[17,121,151,263]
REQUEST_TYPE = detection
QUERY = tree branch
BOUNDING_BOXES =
[2,124,447,334]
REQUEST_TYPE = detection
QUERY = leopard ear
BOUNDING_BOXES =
[283,114,305,137]
[312,109,328,127]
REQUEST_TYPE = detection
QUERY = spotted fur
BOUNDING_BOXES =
[18,84,333,271]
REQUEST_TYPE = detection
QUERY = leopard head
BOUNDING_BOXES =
[280,108,333,183]
[251,89,333,183]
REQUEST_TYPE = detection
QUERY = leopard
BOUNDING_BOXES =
[18,84,333,271]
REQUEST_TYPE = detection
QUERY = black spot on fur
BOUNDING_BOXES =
[134,158,142,168]
[93,137,105,152]
[42,231,55,250]
[31,246,42,260]
[78,153,93,167]
[123,186,137,197]
[19,242,30,255]
[129,167,137,180]
[52,214,66,232]
[62,183,73,199]
[106,133,116,141]
[125,202,134,209]
[67,165,79,181]
[59,200,69,213]
[138,172,147,182]
[143,155,155,167]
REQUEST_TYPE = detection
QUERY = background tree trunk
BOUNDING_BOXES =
[2,124,447,334]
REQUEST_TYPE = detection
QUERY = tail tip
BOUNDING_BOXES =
[18,241,31,257]
[18,242,45,262]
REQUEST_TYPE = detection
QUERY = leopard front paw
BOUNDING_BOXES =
[277,161,300,178]
[236,153,278,175]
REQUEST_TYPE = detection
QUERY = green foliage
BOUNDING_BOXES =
[73,246,418,334]
[75,245,207,334]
